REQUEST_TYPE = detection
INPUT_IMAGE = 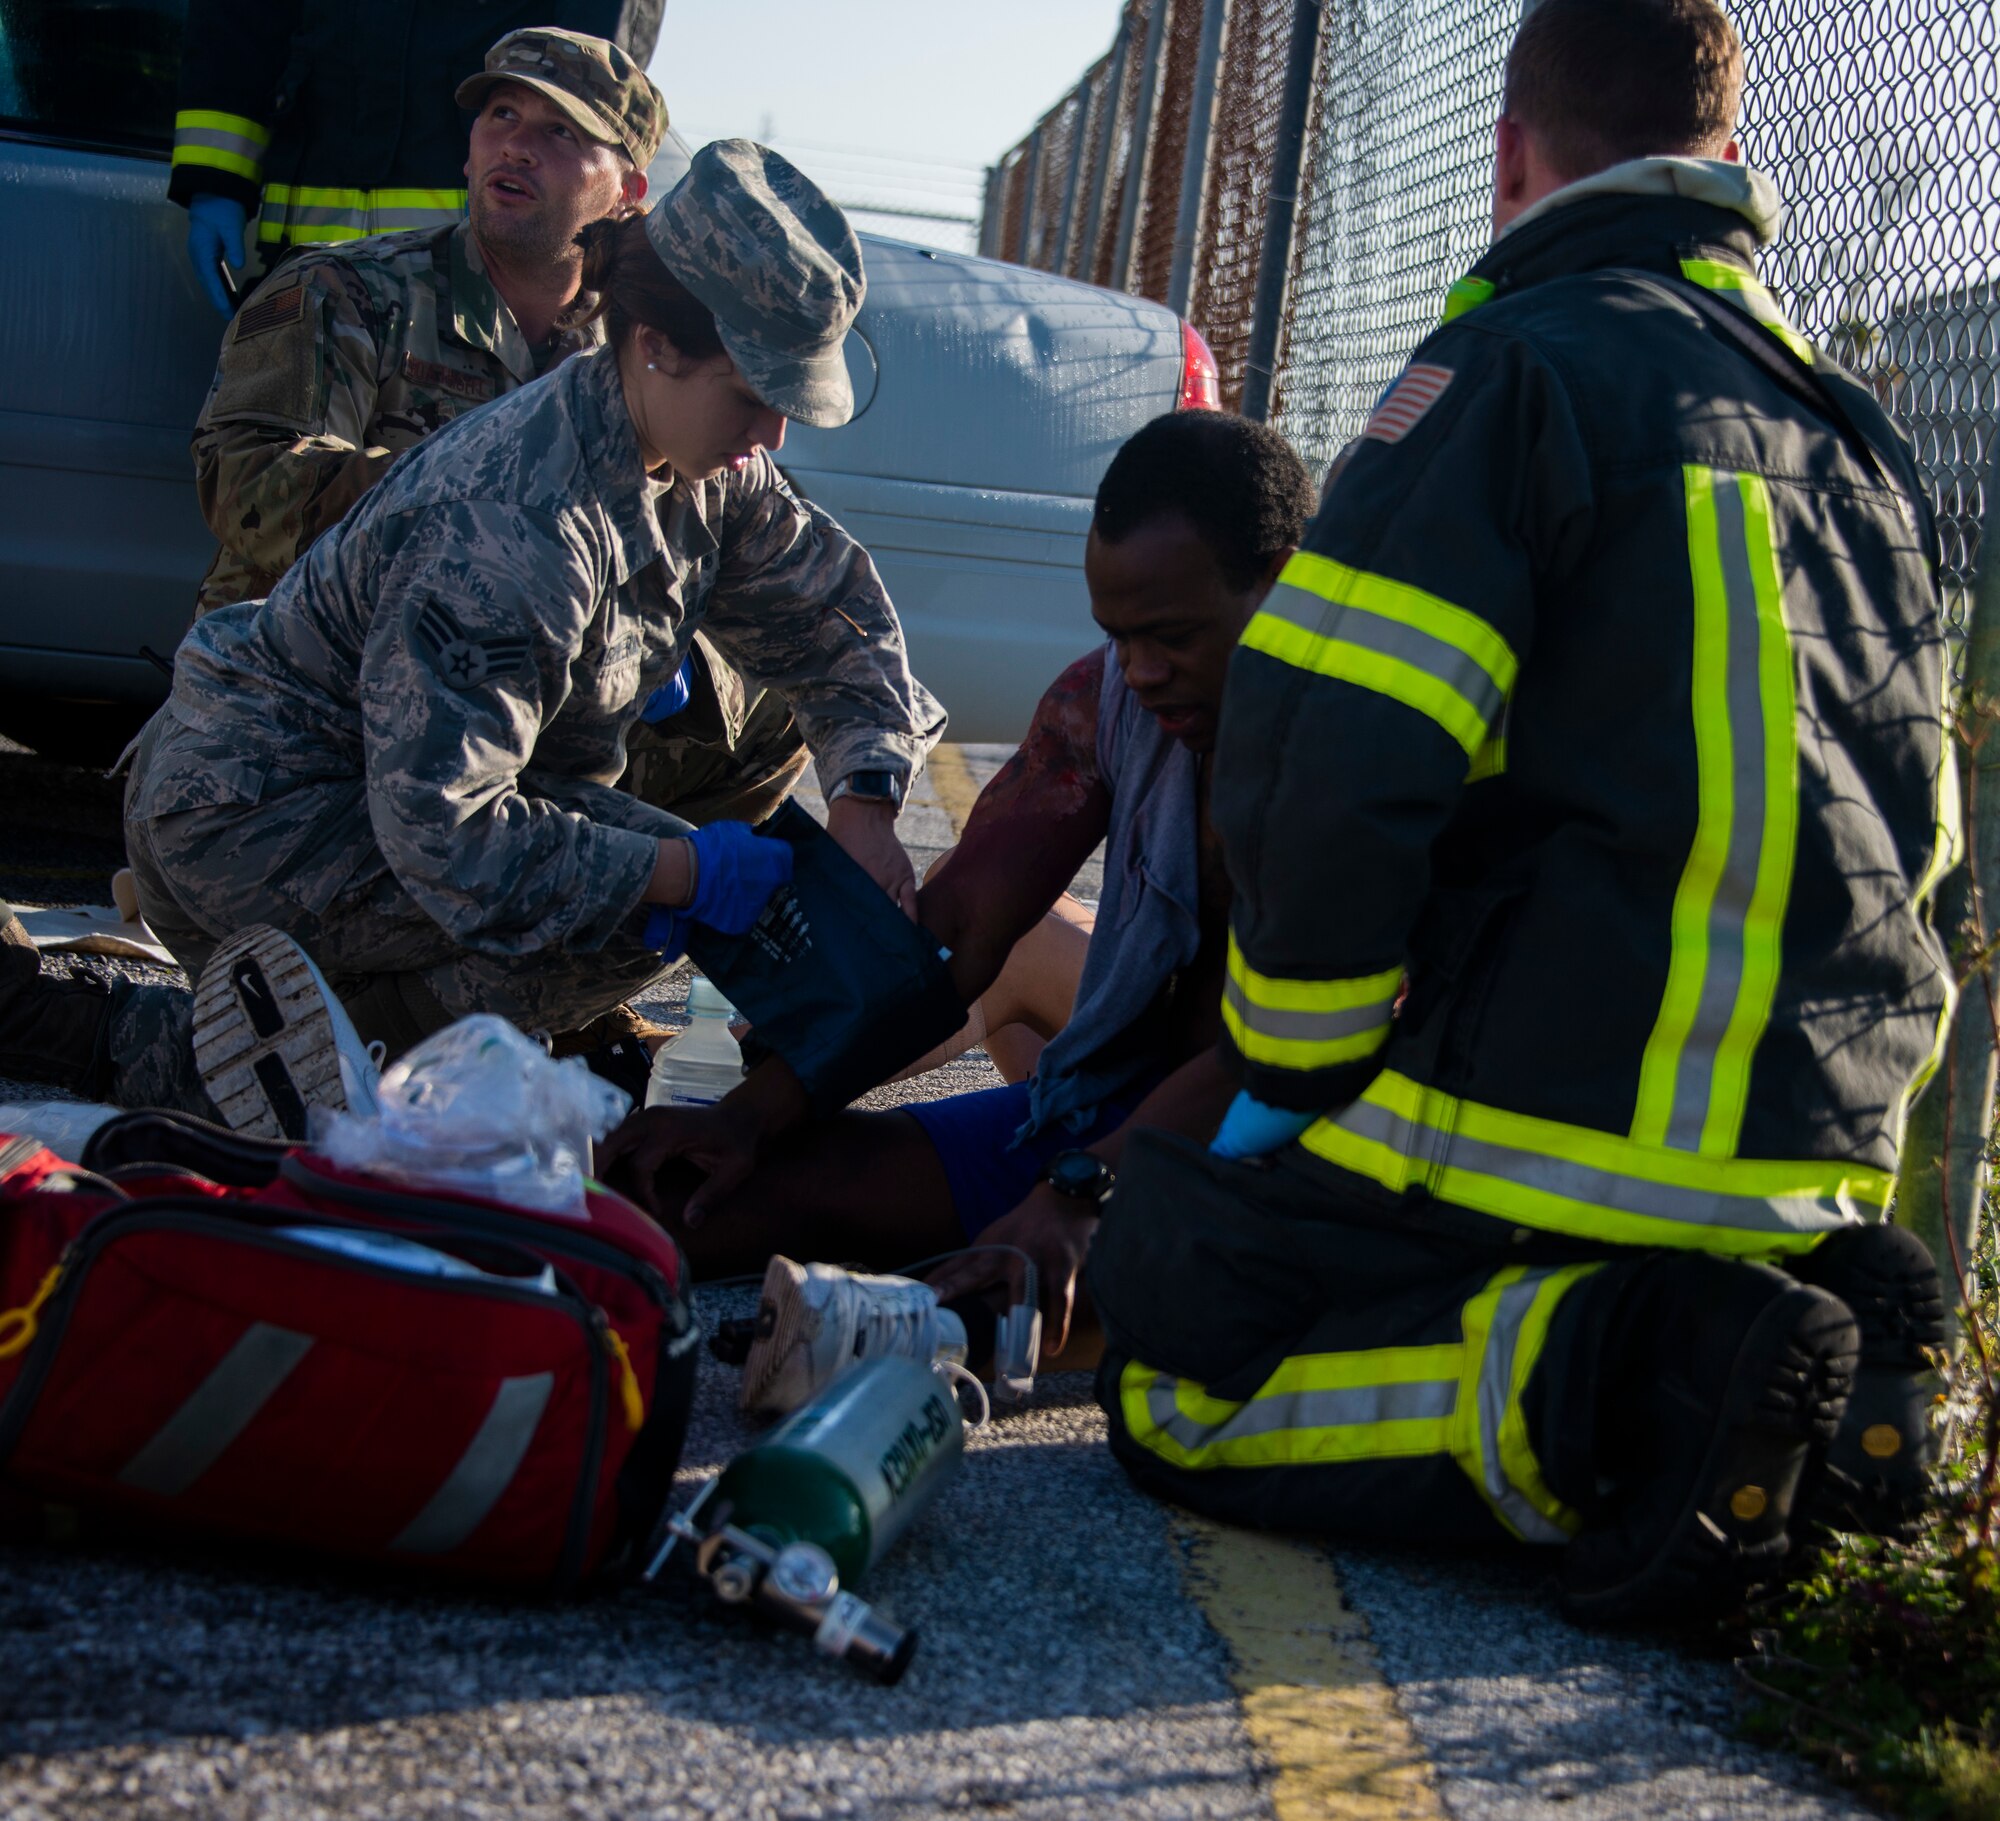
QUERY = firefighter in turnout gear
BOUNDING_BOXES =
[169,1,663,313]
[1087,0,1957,1623]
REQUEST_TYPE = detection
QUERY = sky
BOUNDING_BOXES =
[647,0,1127,251]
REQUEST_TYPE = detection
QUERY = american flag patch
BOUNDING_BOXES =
[232,284,306,341]
[1362,363,1454,443]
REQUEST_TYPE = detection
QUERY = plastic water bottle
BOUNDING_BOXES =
[643,974,744,1108]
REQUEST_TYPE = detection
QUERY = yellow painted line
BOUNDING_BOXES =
[926,743,983,836]
[1173,1514,1443,1819]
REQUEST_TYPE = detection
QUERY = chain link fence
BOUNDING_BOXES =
[985,0,2000,607]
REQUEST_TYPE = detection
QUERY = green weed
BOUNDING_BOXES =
[1741,1220,2000,1818]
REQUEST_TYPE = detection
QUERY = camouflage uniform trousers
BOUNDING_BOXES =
[122,717,689,1060]
[624,680,810,829]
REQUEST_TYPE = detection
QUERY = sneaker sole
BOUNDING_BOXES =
[737,1254,816,1416]
[191,928,349,1142]
[1562,1284,1857,1627]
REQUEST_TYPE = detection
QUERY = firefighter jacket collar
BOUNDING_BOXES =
[1458,168,1781,316]
[1502,156,1782,247]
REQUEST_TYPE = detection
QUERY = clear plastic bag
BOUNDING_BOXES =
[313,1015,630,1219]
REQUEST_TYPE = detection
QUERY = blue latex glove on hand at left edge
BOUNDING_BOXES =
[1210,1089,1317,1159]
[187,194,248,317]
[641,823,790,951]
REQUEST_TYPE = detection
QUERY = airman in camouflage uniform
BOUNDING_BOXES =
[188,28,808,826]
[123,147,944,1055]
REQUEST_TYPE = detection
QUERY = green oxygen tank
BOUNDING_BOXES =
[646,1355,966,1682]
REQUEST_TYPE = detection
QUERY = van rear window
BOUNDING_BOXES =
[0,0,184,153]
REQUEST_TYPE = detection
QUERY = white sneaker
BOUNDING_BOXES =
[192,927,383,1141]
[739,1255,968,1417]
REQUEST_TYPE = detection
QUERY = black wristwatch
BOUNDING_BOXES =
[826,768,904,810]
[1043,1149,1116,1205]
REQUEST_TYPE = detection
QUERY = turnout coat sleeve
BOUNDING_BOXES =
[1212,323,1594,1112]
[169,0,301,211]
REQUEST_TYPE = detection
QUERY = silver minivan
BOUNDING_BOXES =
[0,5,1216,756]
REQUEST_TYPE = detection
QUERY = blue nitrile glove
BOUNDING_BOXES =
[1210,1089,1317,1159]
[683,821,795,934]
[639,656,694,723]
[642,906,687,956]
[187,194,248,316]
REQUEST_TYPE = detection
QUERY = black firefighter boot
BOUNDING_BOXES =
[1555,1252,1859,1628]
[1788,1222,1948,1537]
[0,900,119,1097]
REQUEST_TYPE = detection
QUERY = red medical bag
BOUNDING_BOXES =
[0,1109,697,1589]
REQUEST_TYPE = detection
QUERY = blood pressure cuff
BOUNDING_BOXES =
[684,802,964,1113]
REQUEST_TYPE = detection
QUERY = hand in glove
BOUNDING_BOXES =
[639,656,694,723]
[681,821,795,934]
[1210,1089,1316,1159]
[187,194,248,316]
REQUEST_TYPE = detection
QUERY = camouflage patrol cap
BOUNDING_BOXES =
[643,140,865,429]
[455,28,669,168]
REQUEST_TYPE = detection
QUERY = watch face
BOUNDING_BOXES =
[1048,1151,1109,1198]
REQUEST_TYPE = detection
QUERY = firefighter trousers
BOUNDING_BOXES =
[1088,1129,1676,1549]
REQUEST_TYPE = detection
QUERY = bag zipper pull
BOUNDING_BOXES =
[599,1314,645,1432]
[0,1258,66,1361]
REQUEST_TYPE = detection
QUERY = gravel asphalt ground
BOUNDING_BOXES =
[0,739,1873,1820]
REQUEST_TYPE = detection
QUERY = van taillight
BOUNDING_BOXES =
[1178,321,1220,411]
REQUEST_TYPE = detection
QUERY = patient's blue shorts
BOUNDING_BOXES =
[905,1075,1160,1238]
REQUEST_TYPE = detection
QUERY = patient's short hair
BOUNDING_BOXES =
[1093,412,1315,591]
[1504,0,1743,180]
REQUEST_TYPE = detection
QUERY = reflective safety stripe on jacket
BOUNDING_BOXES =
[1304,1068,1892,1255]
[1242,549,1519,765]
[1630,466,1800,1157]
[1221,934,1401,1074]
[173,109,270,188]
[1115,1261,1600,1544]
[258,186,469,248]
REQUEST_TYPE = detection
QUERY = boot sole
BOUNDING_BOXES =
[1563,1284,1857,1627]
[737,1254,816,1416]
[1795,1235,1946,1538]
[192,928,348,1142]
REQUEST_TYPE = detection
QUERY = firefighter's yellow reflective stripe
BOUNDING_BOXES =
[1441,276,1495,322]
[171,109,270,182]
[265,185,468,212]
[1222,934,1401,1071]
[1467,734,1507,782]
[175,109,271,147]
[1679,257,1815,364]
[1303,1069,1884,1254]
[1119,1347,1460,1471]
[1451,1265,1598,1543]
[1631,469,1799,1156]
[1244,551,1519,760]
[257,184,467,245]
[1890,966,1958,1158]
[1915,712,1964,905]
